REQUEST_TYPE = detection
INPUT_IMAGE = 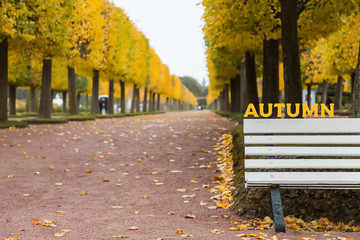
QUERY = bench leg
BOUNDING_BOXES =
[269,187,286,232]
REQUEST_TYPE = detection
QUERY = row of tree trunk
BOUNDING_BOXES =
[4,75,187,117]
[0,37,190,121]
[212,0,356,117]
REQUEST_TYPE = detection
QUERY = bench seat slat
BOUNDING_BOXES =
[244,119,360,134]
[245,172,360,187]
[245,159,360,169]
[245,135,360,145]
[245,146,360,156]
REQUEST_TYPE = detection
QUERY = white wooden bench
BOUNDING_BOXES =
[243,118,360,232]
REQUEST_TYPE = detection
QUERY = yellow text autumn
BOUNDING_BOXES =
[244,103,334,118]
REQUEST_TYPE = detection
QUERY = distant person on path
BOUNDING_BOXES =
[99,96,109,114]
[325,97,332,108]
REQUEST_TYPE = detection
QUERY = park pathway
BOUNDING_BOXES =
[1,111,359,240]
[0,111,239,239]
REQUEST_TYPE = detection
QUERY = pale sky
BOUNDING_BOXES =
[112,0,208,85]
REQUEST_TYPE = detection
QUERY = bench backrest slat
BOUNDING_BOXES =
[245,172,360,185]
[245,146,360,156]
[244,119,360,134]
[245,159,360,169]
[245,135,360,145]
[245,172,360,189]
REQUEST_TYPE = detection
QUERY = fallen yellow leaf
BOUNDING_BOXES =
[176,229,184,234]
[42,220,56,227]
[32,219,41,225]
[53,232,65,237]
[239,224,248,229]
[2,235,18,240]
[128,226,138,230]
[236,233,247,237]
[210,229,224,234]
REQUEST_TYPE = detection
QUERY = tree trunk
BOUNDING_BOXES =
[219,90,225,111]
[262,39,279,117]
[152,92,156,111]
[9,85,16,115]
[351,44,360,117]
[321,80,328,104]
[62,91,66,113]
[280,0,302,118]
[68,66,77,115]
[156,93,160,111]
[225,84,230,111]
[51,90,55,113]
[120,80,125,113]
[334,75,343,111]
[29,87,36,113]
[143,87,148,112]
[230,74,241,112]
[0,38,8,121]
[135,86,140,112]
[245,51,259,112]
[130,84,136,113]
[148,90,152,111]
[306,84,311,106]
[39,58,52,118]
[166,97,169,111]
[351,72,356,94]
[91,69,99,114]
[108,79,114,114]
[240,61,249,113]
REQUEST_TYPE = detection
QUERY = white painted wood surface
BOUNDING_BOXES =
[245,146,360,156]
[243,118,360,189]
[244,119,360,134]
[245,135,360,145]
[245,159,360,169]
[245,172,360,188]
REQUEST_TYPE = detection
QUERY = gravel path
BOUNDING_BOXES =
[1,111,359,240]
